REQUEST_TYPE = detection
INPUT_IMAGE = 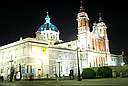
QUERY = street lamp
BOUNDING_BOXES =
[9,56,14,82]
[9,56,14,68]
[76,41,82,81]
[57,62,61,78]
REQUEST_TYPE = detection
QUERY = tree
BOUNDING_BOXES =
[97,67,112,78]
[82,68,96,79]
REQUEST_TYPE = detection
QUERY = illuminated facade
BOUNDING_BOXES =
[0,2,124,79]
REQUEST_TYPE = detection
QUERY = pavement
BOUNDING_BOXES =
[0,78,128,86]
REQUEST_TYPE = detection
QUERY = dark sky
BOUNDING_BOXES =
[0,0,127,54]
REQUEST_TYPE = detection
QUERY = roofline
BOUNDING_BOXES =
[0,37,48,50]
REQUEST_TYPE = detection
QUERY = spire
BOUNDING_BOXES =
[122,51,125,56]
[45,12,51,23]
[99,12,103,22]
[46,11,49,16]
[80,0,85,12]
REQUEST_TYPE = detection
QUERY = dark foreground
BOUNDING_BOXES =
[0,78,128,86]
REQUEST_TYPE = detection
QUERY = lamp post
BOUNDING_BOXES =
[76,41,82,81]
[9,56,14,82]
[57,62,61,78]
[9,56,13,69]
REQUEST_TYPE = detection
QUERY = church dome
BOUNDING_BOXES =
[38,12,59,32]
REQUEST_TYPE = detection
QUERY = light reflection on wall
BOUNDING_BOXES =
[31,46,49,69]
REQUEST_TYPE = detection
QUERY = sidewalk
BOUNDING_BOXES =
[0,78,128,86]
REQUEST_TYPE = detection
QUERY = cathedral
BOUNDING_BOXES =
[0,1,124,79]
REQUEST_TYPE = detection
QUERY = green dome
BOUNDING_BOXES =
[38,12,59,32]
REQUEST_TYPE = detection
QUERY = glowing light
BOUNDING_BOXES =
[41,47,49,65]
[31,46,49,66]
[32,46,42,58]
[121,62,125,66]
[42,47,46,54]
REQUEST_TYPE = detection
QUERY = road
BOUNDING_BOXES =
[0,78,128,86]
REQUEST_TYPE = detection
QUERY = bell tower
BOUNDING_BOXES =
[77,0,89,31]
[97,13,109,52]
[77,0,90,51]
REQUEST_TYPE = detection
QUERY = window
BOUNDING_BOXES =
[47,33,48,39]
[53,35,55,39]
[68,44,71,48]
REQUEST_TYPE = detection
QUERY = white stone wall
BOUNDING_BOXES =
[48,48,77,77]
[0,37,123,80]
[0,38,49,79]
[0,41,28,79]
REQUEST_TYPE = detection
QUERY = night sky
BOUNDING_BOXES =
[0,0,127,54]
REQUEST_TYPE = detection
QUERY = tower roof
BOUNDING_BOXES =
[37,12,59,32]
[80,0,85,12]
[99,12,103,22]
